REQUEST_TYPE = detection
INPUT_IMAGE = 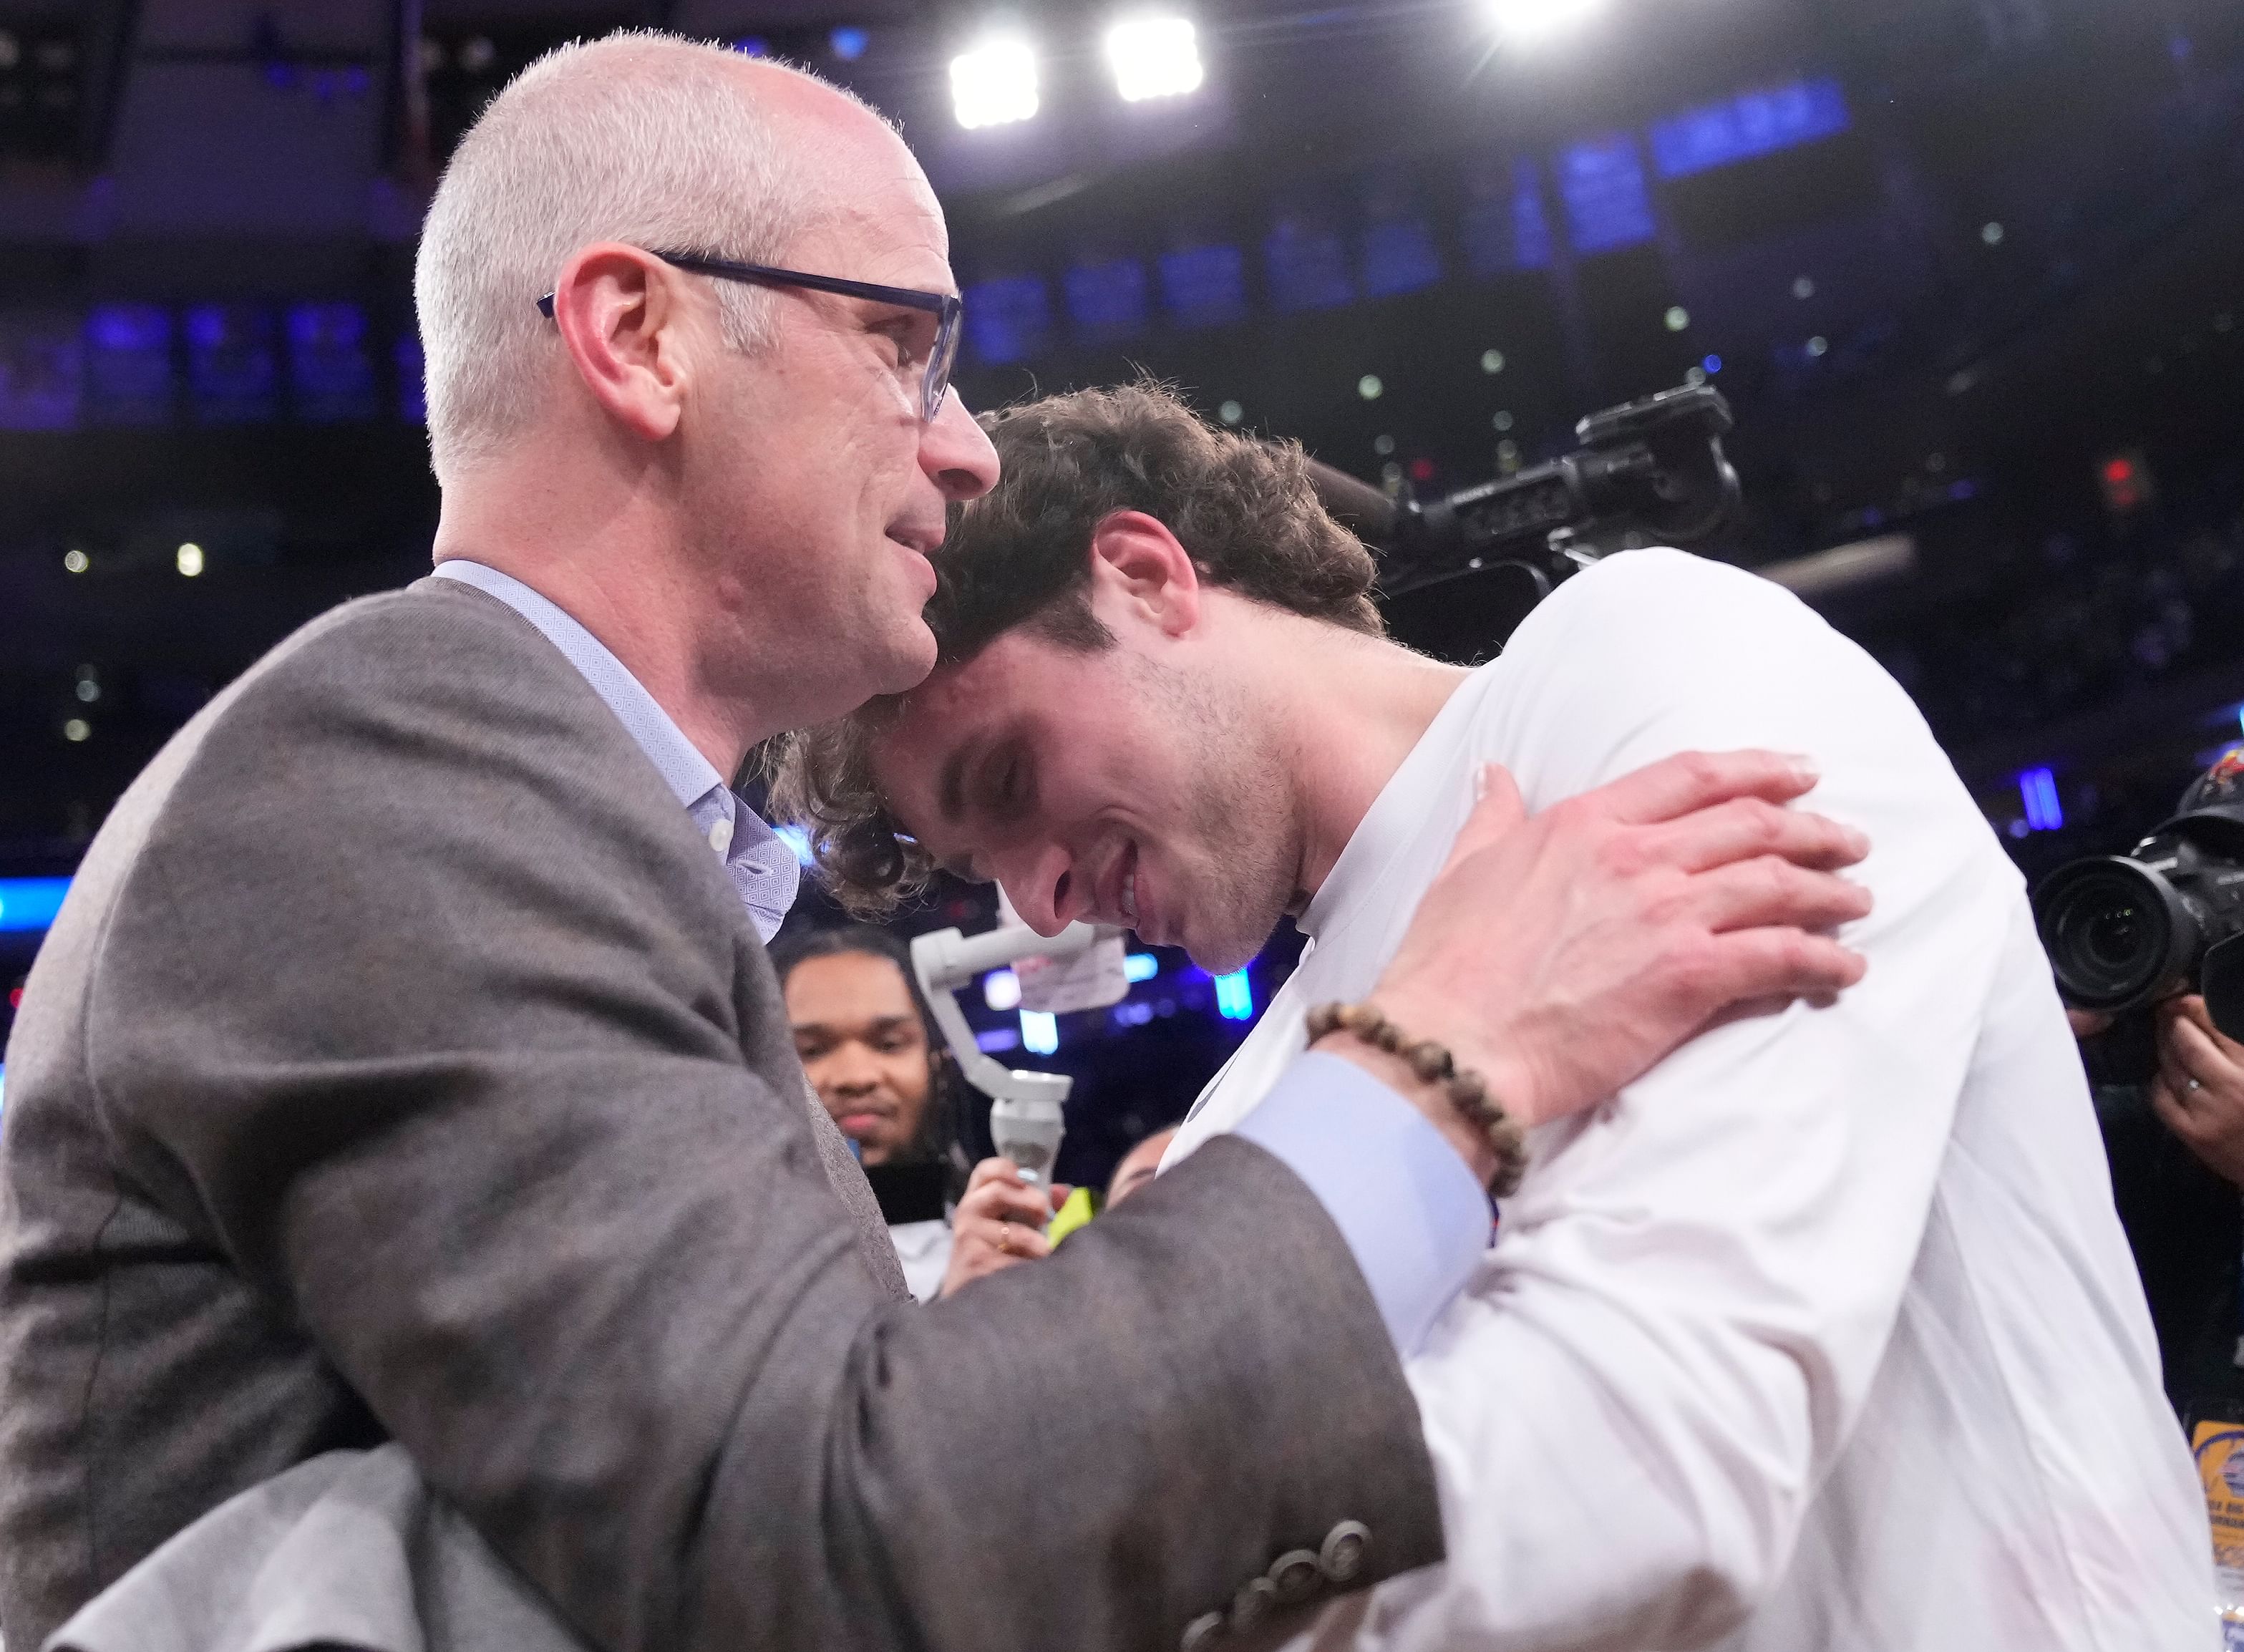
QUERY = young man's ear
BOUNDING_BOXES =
[1086,510,1202,638]
[547,242,694,443]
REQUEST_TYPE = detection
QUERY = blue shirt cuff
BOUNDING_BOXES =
[1233,1051,1492,1353]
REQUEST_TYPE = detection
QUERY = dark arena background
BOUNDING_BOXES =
[2,0,2242,1189]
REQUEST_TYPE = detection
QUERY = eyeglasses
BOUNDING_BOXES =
[536,249,966,423]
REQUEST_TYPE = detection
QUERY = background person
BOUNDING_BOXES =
[772,921,1054,1298]
[1107,1127,1180,1210]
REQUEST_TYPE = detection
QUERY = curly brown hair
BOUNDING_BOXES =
[767,380,1384,915]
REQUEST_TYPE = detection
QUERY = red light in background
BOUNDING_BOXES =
[1408,457,1436,484]
[2097,449,2152,515]
[6,986,21,1011]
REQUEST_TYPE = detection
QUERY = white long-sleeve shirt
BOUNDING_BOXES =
[1170,549,2213,1651]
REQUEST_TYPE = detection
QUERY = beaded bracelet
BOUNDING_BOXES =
[1306,1001,1528,1197]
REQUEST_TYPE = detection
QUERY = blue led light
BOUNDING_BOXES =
[1263,215,1356,315]
[1555,135,1656,256]
[1064,258,1150,338]
[2018,767,2063,832]
[1020,1009,1059,1054]
[830,26,869,62]
[1213,970,1255,1021]
[1124,953,1159,983]
[774,823,814,868]
[963,275,1052,365]
[0,878,71,934]
[1158,244,1248,329]
[1648,77,1850,180]
[1702,354,1723,374]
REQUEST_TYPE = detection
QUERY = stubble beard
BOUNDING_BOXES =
[1138,656,1301,976]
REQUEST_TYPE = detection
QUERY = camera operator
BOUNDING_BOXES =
[773,924,1057,1298]
[2074,996,2244,1417]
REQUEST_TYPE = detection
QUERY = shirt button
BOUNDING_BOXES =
[1268,1549,1321,1605]
[1228,1575,1278,1633]
[1318,1520,1370,1585]
[707,816,734,853]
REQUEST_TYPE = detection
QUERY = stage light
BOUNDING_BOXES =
[774,824,814,868]
[1374,434,1396,455]
[1020,1008,1059,1054]
[2018,767,2062,832]
[1703,353,1723,374]
[983,968,1022,1011]
[0,878,71,933]
[830,26,869,62]
[176,543,205,577]
[1105,14,1203,103]
[74,679,97,704]
[950,36,1039,130]
[63,719,90,744]
[1124,953,1160,983]
[1217,399,1243,424]
[1664,306,1690,331]
[1358,374,1384,400]
[1806,335,1829,357]
[1492,410,1513,431]
[1485,0,1602,44]
[1981,221,2004,246]
[1793,276,1815,299]
[62,548,88,574]
[1480,349,1505,374]
[1214,969,1255,1021]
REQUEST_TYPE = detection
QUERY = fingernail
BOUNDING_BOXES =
[1015,1166,1036,1184]
[1846,827,1870,855]
[1784,754,1820,781]
[1473,763,1491,802]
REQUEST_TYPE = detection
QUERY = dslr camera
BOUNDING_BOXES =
[2034,751,2244,1082]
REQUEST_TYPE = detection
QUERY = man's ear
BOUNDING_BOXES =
[1086,510,1202,638]
[547,242,696,444]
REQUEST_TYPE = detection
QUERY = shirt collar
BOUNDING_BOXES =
[432,559,800,938]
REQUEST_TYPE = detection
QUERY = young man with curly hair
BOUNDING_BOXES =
[774,382,2210,1652]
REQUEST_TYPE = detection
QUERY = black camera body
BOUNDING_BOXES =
[2033,759,2244,1082]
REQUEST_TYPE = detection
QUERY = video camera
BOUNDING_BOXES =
[1306,382,1744,655]
[2034,750,2244,1082]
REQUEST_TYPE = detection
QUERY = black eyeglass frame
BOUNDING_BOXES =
[536,248,964,422]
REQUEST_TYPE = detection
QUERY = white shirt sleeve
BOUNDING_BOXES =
[1317,550,2031,1650]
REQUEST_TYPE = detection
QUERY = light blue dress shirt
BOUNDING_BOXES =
[433,560,800,941]
[432,558,1485,1349]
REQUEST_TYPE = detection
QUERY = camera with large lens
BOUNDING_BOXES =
[2033,753,2244,1082]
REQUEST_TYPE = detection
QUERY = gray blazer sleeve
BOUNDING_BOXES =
[80,589,1444,1652]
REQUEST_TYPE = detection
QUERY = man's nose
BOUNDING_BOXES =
[1000,842,1084,937]
[822,1045,883,1096]
[921,389,1000,503]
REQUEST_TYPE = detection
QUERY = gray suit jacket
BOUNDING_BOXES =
[0,577,1442,1652]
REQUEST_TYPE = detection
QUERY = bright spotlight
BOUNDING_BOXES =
[1106,14,1203,103]
[176,543,205,577]
[1485,0,1603,44]
[951,36,1039,130]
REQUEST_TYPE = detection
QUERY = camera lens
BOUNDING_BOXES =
[2033,857,2195,1012]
